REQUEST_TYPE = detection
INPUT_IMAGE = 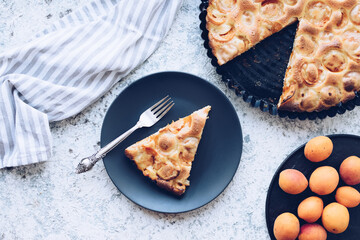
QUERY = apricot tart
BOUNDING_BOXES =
[206,0,360,112]
[125,106,211,195]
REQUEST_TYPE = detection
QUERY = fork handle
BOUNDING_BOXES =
[76,122,142,173]
[96,122,141,158]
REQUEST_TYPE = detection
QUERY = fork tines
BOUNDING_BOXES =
[151,96,174,118]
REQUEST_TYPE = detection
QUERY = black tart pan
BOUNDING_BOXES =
[199,0,360,120]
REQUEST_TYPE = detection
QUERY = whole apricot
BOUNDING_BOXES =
[297,196,323,223]
[279,169,308,195]
[304,136,333,162]
[309,166,339,195]
[322,202,350,234]
[273,212,300,240]
[335,186,360,208]
[298,223,327,240]
[340,156,360,185]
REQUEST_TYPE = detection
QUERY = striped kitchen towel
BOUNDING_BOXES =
[0,0,182,168]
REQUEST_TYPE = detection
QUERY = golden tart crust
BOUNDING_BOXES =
[125,106,211,195]
[206,0,360,112]
[278,0,360,111]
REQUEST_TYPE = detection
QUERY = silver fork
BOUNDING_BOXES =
[76,96,174,174]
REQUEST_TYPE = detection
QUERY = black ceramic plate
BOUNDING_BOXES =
[199,1,360,120]
[266,134,360,239]
[101,71,243,213]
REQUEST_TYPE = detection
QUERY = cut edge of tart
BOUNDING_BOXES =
[125,106,211,195]
[206,0,301,66]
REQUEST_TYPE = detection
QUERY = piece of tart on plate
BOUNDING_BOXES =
[125,106,211,195]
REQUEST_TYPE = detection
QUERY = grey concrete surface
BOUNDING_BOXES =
[1,1,359,239]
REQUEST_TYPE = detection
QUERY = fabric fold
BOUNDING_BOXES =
[0,0,182,168]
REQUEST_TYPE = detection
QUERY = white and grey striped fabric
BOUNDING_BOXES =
[0,0,182,168]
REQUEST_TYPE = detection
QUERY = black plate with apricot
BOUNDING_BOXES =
[266,134,360,240]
